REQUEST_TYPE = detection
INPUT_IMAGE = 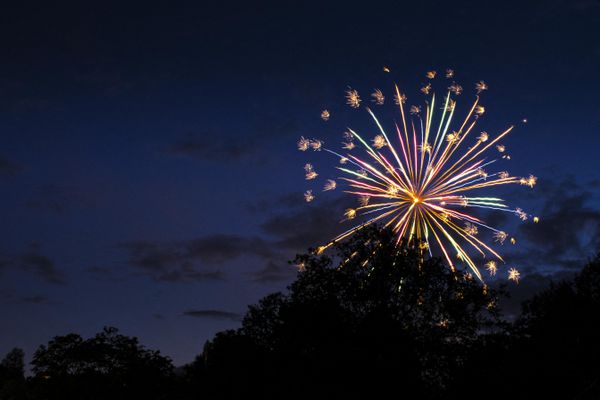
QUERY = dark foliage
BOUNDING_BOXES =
[28,327,174,400]
[1,227,599,399]
[187,227,507,399]
[0,348,26,400]
[513,255,600,398]
[452,254,600,400]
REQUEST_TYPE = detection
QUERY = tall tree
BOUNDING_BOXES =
[199,226,505,398]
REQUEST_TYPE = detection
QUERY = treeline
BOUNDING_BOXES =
[1,227,599,399]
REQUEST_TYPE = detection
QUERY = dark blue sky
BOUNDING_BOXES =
[1,1,600,366]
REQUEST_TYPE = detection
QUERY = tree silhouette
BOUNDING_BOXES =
[2,229,599,399]
[194,226,506,399]
[511,255,600,399]
[449,254,600,400]
[0,348,26,400]
[30,327,174,400]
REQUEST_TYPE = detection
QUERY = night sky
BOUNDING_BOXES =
[1,1,600,366]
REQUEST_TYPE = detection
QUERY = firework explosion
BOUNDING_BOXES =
[297,69,538,282]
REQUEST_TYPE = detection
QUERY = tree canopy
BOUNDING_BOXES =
[2,227,599,399]
[29,327,173,400]
[198,226,506,398]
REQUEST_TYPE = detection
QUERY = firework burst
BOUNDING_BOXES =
[297,70,538,282]
[371,89,385,105]
[304,163,318,180]
[323,179,337,191]
[508,268,521,283]
[304,190,314,203]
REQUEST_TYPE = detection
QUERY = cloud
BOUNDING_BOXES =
[153,267,225,283]
[0,157,21,175]
[19,250,66,285]
[87,265,123,282]
[0,256,9,272]
[169,134,260,162]
[168,115,298,163]
[119,234,275,282]
[0,245,66,285]
[182,309,242,321]
[119,193,373,284]
[514,177,600,273]
[0,290,13,303]
[244,193,303,214]
[25,184,91,214]
[260,195,355,250]
[252,261,296,283]
[0,290,53,305]
[185,235,274,263]
[0,291,53,305]
[20,295,52,305]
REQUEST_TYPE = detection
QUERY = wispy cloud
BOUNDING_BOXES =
[119,234,276,283]
[20,295,52,305]
[252,261,296,283]
[514,178,600,273]
[182,309,242,321]
[169,134,260,162]
[0,244,67,285]
[19,249,66,285]
[0,157,21,175]
[117,194,367,285]
[260,195,356,250]
[25,184,92,214]
[168,115,298,163]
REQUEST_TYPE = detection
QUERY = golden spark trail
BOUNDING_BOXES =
[297,70,537,281]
